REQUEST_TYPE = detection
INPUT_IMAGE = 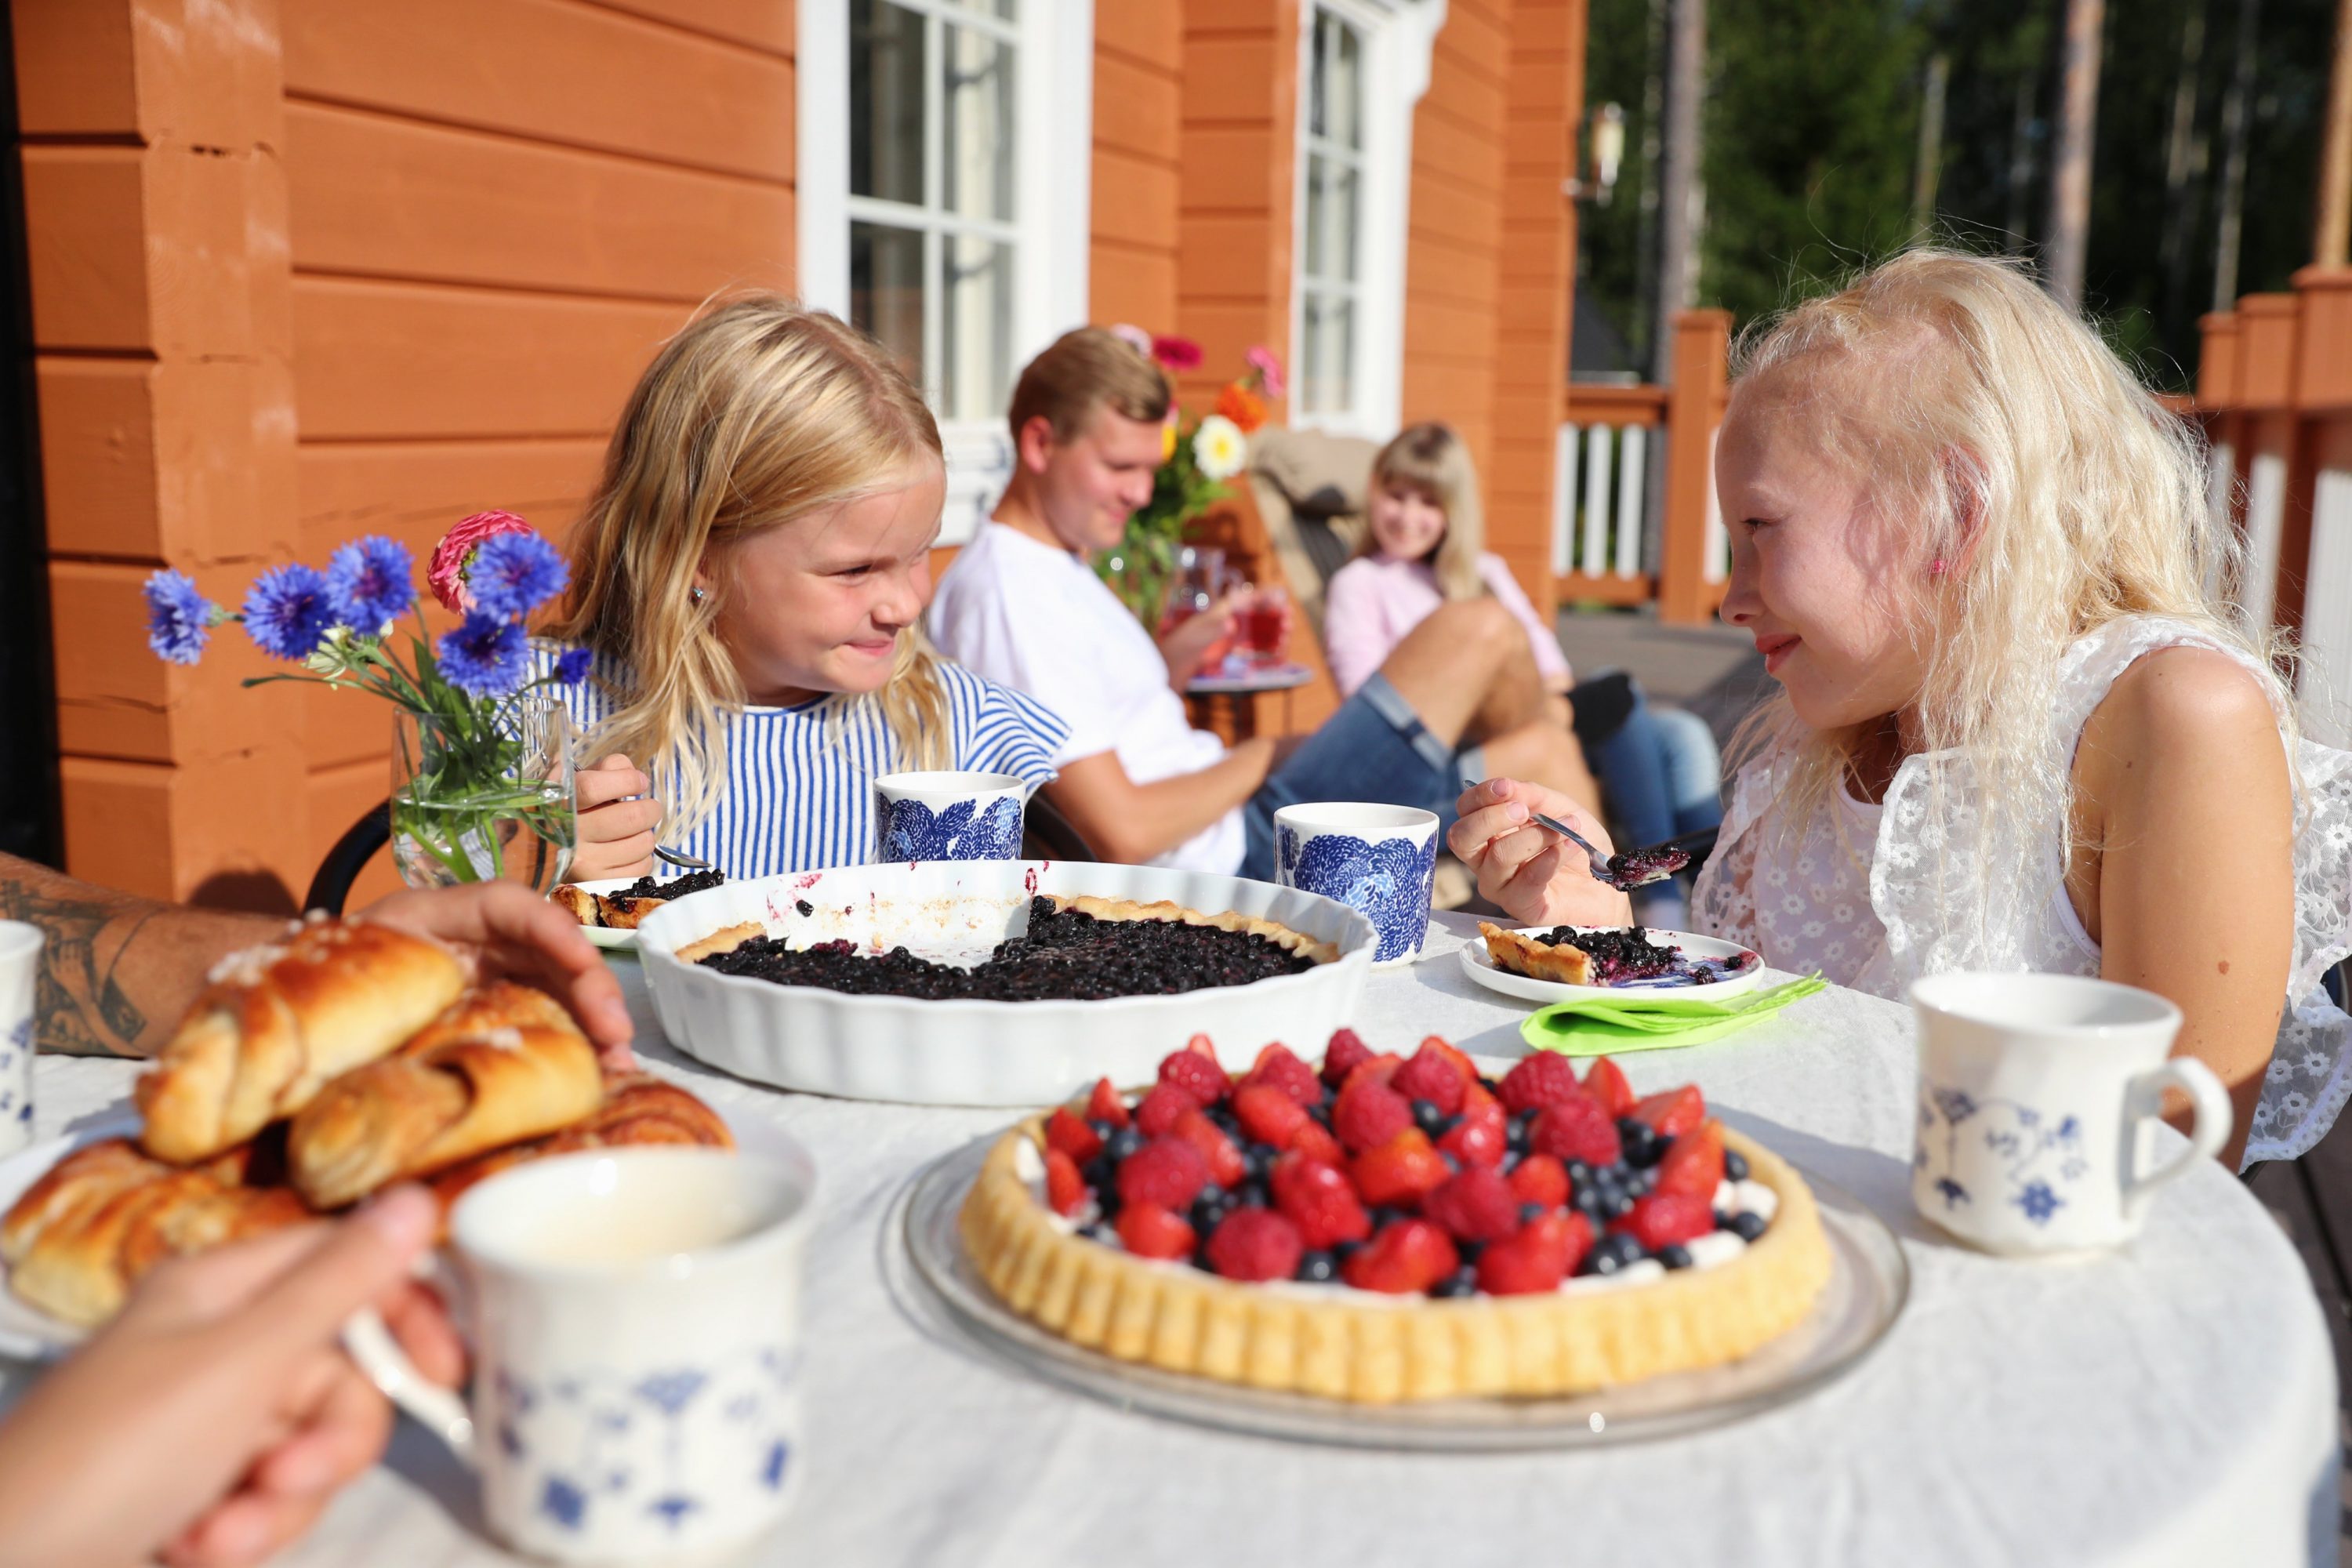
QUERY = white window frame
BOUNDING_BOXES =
[799,0,1093,545]
[1289,0,1443,441]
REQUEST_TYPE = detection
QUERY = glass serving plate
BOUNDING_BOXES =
[893,1136,1909,1452]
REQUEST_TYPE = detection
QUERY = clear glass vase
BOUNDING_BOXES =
[390,696,576,893]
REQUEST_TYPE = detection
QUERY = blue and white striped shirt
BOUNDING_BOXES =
[532,644,1068,879]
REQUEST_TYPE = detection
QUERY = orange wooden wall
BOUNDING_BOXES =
[1093,0,1182,335]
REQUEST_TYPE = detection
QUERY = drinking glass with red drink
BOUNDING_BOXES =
[1240,586,1288,664]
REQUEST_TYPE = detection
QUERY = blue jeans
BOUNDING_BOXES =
[1586,688,1723,850]
[1240,673,1477,880]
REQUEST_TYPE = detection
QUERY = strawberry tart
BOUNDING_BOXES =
[959,1033,1831,1404]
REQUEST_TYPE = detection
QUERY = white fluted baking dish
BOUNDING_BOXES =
[635,861,1377,1106]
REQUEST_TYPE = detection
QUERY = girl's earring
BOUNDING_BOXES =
[1929,557,1948,577]
[691,585,709,605]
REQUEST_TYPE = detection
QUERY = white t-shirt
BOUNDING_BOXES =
[928,522,1246,873]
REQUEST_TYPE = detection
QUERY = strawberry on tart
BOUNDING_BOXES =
[959,1033,1831,1404]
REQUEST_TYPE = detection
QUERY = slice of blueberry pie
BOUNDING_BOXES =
[553,869,727,930]
[958,1034,1831,1403]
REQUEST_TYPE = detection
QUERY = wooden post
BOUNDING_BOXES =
[2045,0,2106,312]
[2317,0,2352,269]
[1657,308,1730,626]
[1651,0,1704,386]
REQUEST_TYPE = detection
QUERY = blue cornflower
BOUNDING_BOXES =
[142,570,220,665]
[325,535,415,630]
[436,612,530,697]
[241,564,336,661]
[467,532,568,619]
[554,647,593,685]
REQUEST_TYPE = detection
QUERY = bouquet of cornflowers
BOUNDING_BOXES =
[1095,329,1284,624]
[141,510,587,887]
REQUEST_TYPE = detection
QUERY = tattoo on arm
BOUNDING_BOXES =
[0,877,151,1058]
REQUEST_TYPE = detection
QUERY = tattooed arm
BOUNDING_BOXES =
[0,855,282,1058]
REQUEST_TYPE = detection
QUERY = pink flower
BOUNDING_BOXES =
[1151,336,1204,372]
[1246,346,1286,401]
[427,510,537,613]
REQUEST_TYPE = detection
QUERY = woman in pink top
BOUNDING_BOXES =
[1324,423,1722,923]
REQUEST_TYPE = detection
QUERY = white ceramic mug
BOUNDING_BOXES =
[0,922,40,1158]
[873,770,1029,862]
[1909,971,2230,1256]
[1272,803,1440,965]
[347,1145,816,1563]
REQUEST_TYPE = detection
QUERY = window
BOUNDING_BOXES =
[1290,0,1443,440]
[800,0,1091,543]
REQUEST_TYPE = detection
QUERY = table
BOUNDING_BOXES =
[1185,660,1315,743]
[2,913,2337,1566]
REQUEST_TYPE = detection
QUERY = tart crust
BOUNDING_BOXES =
[1045,894,1339,967]
[1478,922,1594,985]
[552,884,683,931]
[960,1119,1831,1405]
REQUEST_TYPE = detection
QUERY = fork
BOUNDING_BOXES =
[1530,816,1719,891]
[1530,813,1616,882]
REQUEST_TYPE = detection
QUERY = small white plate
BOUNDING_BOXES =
[561,877,659,952]
[1459,926,1766,1007]
[0,1098,787,1361]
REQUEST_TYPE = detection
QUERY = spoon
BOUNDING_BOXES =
[652,844,715,872]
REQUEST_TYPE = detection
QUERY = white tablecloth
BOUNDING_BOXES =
[2,913,2336,1566]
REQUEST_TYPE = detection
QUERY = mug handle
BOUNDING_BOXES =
[2122,1057,2234,1220]
[340,1253,477,1468]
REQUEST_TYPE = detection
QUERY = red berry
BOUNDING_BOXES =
[1134,1082,1200,1138]
[1233,1084,1309,1149]
[1530,1096,1622,1166]
[1159,1047,1229,1107]
[1287,1118,1345,1165]
[1423,1166,1521,1243]
[1171,1107,1247,1189]
[1341,1054,1403,1093]
[1654,1121,1727,1201]
[1415,1036,1481,1085]
[1184,1032,1218,1057]
[1634,1085,1707,1139]
[1333,1079,1414,1153]
[1044,1147,1089,1216]
[1581,1056,1635,1120]
[1116,1135,1210,1210]
[1085,1076,1131,1129]
[1205,1208,1305,1282]
[1499,1052,1587,1115]
[1615,1192,1715,1250]
[1044,1107,1102,1163]
[1478,1213,1592,1294]
[1351,1129,1450,1208]
[1270,1152,1372,1250]
[1240,1044,1322,1109]
[1116,1202,1196,1260]
[1438,1102,1507,1168]
[1393,1044,1467,1116]
[1508,1152,1570,1210]
[1323,1028,1374,1088]
[1341,1218,1459,1294]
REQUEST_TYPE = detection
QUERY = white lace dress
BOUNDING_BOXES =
[1693,615,2352,1165]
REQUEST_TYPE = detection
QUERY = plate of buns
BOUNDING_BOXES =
[0,916,742,1358]
[553,870,728,952]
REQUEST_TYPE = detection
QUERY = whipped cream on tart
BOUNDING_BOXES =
[681,895,1334,1002]
[960,1034,1831,1403]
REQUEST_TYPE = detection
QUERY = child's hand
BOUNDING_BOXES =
[572,753,661,880]
[1447,779,1635,928]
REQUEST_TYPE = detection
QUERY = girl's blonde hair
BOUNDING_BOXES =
[546,295,952,829]
[1362,422,1485,601]
[1726,248,2285,856]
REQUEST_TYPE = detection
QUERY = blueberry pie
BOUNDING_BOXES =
[1479,923,1757,987]
[678,895,1335,1002]
[958,1033,1830,1403]
[553,869,726,930]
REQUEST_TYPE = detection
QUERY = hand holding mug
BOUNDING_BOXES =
[571,753,662,880]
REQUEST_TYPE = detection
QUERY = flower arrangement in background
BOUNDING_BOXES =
[1094,331,1284,624]
[141,511,585,889]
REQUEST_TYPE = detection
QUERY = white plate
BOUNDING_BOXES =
[637,861,1377,1107]
[0,1098,790,1363]
[1459,926,1766,1007]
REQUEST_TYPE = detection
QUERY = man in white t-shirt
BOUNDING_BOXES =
[929,328,1590,878]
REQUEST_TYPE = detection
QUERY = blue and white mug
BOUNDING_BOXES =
[1273,803,1440,966]
[873,771,1029,862]
[0,922,39,1157]
[1909,971,2230,1256]
[346,1145,816,1563]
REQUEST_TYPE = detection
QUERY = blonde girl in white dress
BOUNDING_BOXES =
[1447,250,2352,1170]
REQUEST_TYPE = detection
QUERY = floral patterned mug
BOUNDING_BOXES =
[345,1145,815,1562]
[1273,803,1440,966]
[1908,972,2230,1256]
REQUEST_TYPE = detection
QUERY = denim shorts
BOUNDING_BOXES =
[1240,673,1481,880]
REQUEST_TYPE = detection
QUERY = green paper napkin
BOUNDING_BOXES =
[1518,975,1828,1056]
